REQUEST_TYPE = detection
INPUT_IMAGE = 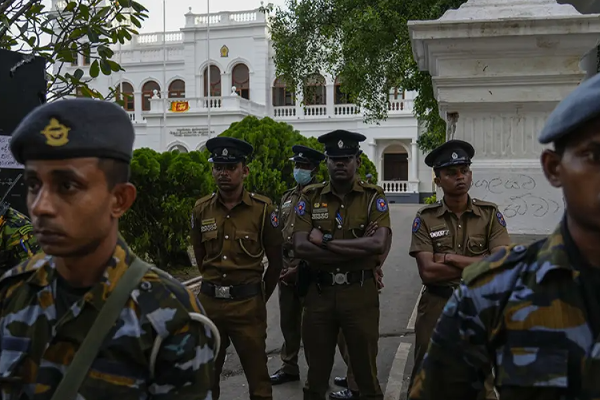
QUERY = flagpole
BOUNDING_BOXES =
[162,0,167,142]
[207,0,211,137]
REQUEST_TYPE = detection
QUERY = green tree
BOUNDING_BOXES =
[0,0,148,100]
[210,116,378,204]
[120,148,214,269]
[262,0,467,152]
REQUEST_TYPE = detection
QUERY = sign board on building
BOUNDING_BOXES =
[169,127,215,137]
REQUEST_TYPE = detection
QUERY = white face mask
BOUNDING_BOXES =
[293,168,312,185]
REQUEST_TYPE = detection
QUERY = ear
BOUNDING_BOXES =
[433,176,441,187]
[356,156,362,168]
[541,149,563,188]
[242,163,250,178]
[111,183,137,218]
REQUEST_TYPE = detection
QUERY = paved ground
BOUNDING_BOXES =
[214,204,541,400]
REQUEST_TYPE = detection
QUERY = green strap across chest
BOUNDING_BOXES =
[50,257,151,400]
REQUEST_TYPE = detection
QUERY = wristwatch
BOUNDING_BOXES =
[321,234,333,249]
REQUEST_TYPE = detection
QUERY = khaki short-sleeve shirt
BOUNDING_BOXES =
[191,190,283,285]
[291,179,392,272]
[409,197,510,285]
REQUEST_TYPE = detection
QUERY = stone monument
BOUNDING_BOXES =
[408,0,600,235]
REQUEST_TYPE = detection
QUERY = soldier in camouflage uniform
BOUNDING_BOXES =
[0,205,40,273]
[0,99,215,400]
[408,68,600,400]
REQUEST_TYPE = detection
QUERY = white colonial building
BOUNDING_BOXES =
[51,2,433,203]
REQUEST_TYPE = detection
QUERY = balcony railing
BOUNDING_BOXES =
[381,180,415,193]
[145,95,266,115]
[273,99,413,120]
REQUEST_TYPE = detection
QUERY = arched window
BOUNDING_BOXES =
[168,79,186,98]
[116,82,135,111]
[232,64,250,100]
[142,80,160,111]
[169,145,188,153]
[334,75,352,104]
[203,65,221,97]
[303,74,326,105]
[272,77,295,106]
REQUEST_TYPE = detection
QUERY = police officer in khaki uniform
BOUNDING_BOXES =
[407,140,510,400]
[191,136,284,400]
[271,145,325,385]
[292,129,392,400]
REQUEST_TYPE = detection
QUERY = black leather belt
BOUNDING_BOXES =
[200,281,261,300]
[315,269,374,286]
[424,284,456,299]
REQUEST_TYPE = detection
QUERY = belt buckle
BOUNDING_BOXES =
[215,285,232,299]
[331,272,348,285]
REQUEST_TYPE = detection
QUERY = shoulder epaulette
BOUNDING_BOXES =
[462,242,535,285]
[302,182,326,195]
[472,198,498,208]
[417,201,442,214]
[194,193,215,208]
[359,181,384,193]
[0,253,48,285]
[249,192,272,205]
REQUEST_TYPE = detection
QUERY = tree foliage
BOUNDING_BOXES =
[120,116,378,269]
[0,0,148,101]
[210,116,378,204]
[120,148,214,269]
[262,0,467,152]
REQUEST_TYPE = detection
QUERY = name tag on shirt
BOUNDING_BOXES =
[430,229,450,239]
[282,200,292,209]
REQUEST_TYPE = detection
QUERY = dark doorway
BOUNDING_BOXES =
[383,153,408,181]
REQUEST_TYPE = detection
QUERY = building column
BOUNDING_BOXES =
[410,140,418,181]
[326,83,335,116]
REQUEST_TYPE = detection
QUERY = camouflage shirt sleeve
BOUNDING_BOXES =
[1,208,40,273]
[408,247,519,400]
[147,276,215,400]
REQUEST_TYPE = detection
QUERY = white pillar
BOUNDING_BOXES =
[408,0,600,235]
[410,140,418,181]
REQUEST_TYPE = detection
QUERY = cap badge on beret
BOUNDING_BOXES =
[299,153,303,158]
[338,140,344,149]
[41,118,70,147]
[222,148,228,156]
[451,152,458,159]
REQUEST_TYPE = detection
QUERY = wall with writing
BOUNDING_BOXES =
[469,170,564,235]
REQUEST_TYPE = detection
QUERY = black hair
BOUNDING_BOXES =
[434,168,441,178]
[97,158,130,189]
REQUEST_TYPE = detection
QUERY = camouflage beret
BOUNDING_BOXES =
[10,98,135,164]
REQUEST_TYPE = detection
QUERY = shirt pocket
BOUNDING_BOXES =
[495,346,568,389]
[348,216,369,238]
[432,236,454,253]
[467,235,488,256]
[201,229,220,259]
[236,230,263,259]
